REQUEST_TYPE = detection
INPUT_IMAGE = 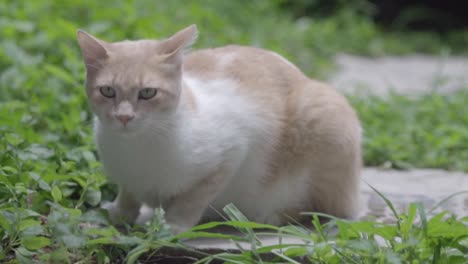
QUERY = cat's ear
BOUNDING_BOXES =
[76,30,109,73]
[159,25,198,64]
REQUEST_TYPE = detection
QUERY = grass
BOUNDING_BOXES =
[353,90,468,172]
[1,0,468,263]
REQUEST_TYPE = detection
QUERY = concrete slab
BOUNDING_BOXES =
[185,168,468,250]
[330,54,468,95]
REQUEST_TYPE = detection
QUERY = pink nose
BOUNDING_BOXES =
[116,114,134,125]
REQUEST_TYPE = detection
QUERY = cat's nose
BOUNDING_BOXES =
[116,114,134,126]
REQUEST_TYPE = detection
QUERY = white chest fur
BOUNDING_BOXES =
[95,78,270,206]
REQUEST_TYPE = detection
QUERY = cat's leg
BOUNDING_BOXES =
[307,160,361,219]
[305,119,362,219]
[102,188,141,225]
[164,171,227,234]
[292,84,362,219]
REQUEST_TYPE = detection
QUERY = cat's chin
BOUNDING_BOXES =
[103,122,140,136]
[115,125,140,136]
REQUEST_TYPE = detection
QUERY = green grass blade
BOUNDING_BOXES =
[415,202,428,237]
[271,250,302,264]
[428,190,468,215]
[366,182,401,229]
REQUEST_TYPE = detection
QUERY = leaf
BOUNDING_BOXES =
[223,203,249,222]
[366,182,401,230]
[125,244,150,264]
[86,237,118,245]
[79,210,109,225]
[0,213,11,231]
[271,250,302,264]
[346,239,375,251]
[0,166,18,176]
[18,145,54,161]
[21,236,50,250]
[187,221,225,231]
[84,188,101,206]
[385,251,402,264]
[5,133,23,146]
[15,247,34,264]
[428,190,468,214]
[21,224,45,237]
[222,220,278,230]
[51,185,62,202]
[18,219,41,232]
[2,40,42,65]
[416,202,428,237]
[88,235,142,246]
[401,203,417,237]
[176,231,246,241]
[44,64,77,85]
[60,234,86,248]
[29,172,51,191]
[82,150,96,163]
[349,221,397,241]
[116,236,144,245]
[283,247,308,257]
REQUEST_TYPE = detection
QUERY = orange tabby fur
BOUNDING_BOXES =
[77,25,361,233]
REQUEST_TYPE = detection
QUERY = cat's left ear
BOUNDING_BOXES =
[159,25,198,64]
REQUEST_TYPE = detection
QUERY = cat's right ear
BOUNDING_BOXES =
[159,25,198,65]
[76,30,109,73]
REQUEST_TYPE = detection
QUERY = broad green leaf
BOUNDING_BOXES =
[1,166,18,176]
[29,172,51,191]
[21,236,50,250]
[44,64,77,85]
[18,219,41,232]
[82,150,96,163]
[15,247,34,264]
[0,213,11,231]
[84,188,101,206]
[60,234,86,248]
[51,185,62,202]
[5,133,23,146]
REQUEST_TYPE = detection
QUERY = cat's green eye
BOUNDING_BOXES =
[138,88,158,100]
[99,86,116,98]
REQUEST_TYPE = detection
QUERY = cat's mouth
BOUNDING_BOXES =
[113,122,137,134]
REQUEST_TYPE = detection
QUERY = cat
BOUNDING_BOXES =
[77,25,362,234]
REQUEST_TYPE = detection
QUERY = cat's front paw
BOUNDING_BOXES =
[101,202,137,225]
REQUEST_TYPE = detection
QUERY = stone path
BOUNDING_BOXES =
[331,54,468,95]
[329,53,468,220]
[359,168,468,222]
[187,168,468,250]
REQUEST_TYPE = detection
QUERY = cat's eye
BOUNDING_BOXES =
[138,88,158,100]
[99,86,116,98]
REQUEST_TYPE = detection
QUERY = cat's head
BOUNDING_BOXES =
[77,25,198,134]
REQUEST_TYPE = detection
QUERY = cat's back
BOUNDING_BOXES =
[183,45,308,94]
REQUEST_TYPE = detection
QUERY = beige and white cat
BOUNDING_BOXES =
[77,25,361,233]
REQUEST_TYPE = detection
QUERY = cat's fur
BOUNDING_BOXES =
[77,25,362,233]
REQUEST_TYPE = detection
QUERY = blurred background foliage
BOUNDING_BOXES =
[1,0,467,190]
[1,0,467,195]
[1,0,467,261]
